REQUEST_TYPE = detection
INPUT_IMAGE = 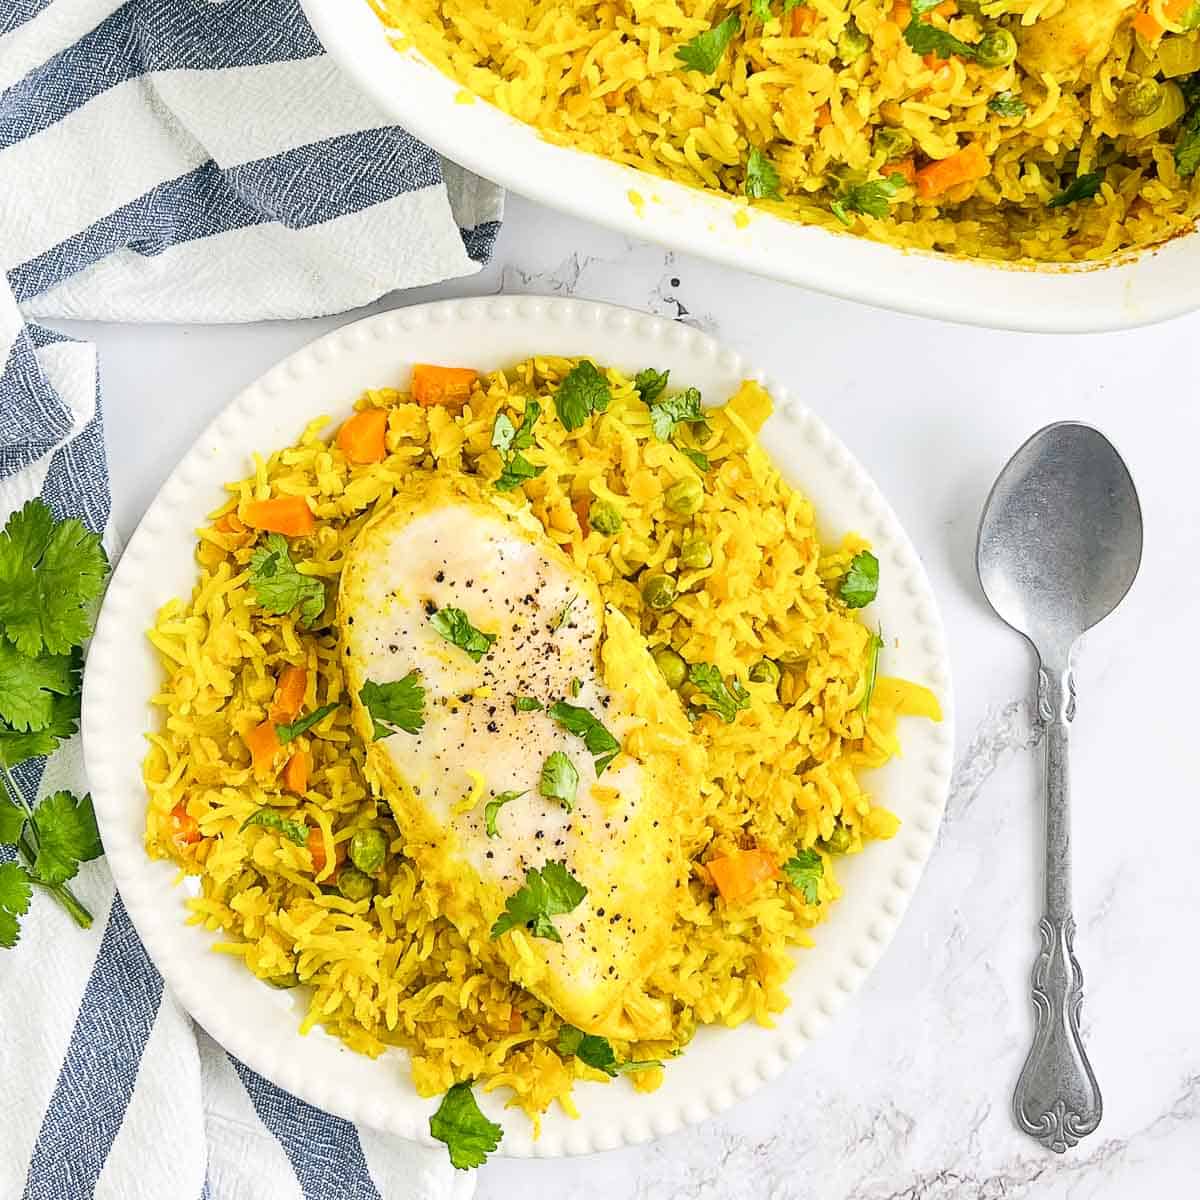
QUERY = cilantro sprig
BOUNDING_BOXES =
[688,663,751,724]
[781,848,824,903]
[745,147,782,200]
[554,361,612,432]
[646,386,707,443]
[490,860,588,942]
[676,13,740,74]
[492,399,545,492]
[0,500,109,941]
[1046,172,1102,209]
[839,551,879,608]
[484,790,525,838]
[429,607,496,662]
[539,750,580,812]
[556,1025,662,1076]
[429,1082,503,1170]
[831,174,907,226]
[248,534,325,626]
[360,673,425,739]
[548,701,620,774]
[903,0,979,60]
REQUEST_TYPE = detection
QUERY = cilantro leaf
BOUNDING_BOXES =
[539,750,580,813]
[248,534,326,626]
[513,696,543,713]
[781,848,824,903]
[360,674,425,739]
[0,500,108,657]
[429,1082,503,1170]
[276,703,338,745]
[554,361,612,432]
[429,607,496,662]
[492,401,545,491]
[903,16,978,61]
[0,909,19,948]
[745,147,781,200]
[687,663,751,724]
[484,790,525,838]
[240,808,309,846]
[988,91,1027,118]
[839,550,879,608]
[634,368,670,406]
[548,701,620,762]
[676,13,740,73]
[0,861,32,916]
[30,791,102,885]
[679,447,710,472]
[831,174,907,226]
[648,387,704,442]
[490,860,588,942]
[750,0,772,19]
[0,690,80,767]
[0,795,25,843]
[1176,102,1200,178]
[495,452,545,492]
[861,629,884,718]
[491,412,517,455]
[0,640,77,733]
[556,1025,663,1076]
[1046,172,1103,209]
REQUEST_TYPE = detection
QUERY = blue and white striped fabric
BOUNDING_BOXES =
[0,1,498,1195]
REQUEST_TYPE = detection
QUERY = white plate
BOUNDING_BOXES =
[300,0,1199,334]
[83,297,954,1157]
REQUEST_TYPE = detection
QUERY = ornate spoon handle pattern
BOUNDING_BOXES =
[1012,665,1102,1153]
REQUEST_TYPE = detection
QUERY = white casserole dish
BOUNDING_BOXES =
[301,0,1198,333]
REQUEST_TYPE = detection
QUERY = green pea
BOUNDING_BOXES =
[349,827,387,876]
[338,866,374,901]
[748,658,781,687]
[652,646,687,689]
[837,23,870,63]
[641,572,678,611]
[873,126,913,162]
[679,535,712,570]
[588,499,623,535]
[975,28,1017,68]
[663,476,704,516]
[1119,78,1163,118]
[820,824,853,855]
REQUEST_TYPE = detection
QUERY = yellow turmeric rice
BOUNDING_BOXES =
[370,0,1200,262]
[142,357,940,1127]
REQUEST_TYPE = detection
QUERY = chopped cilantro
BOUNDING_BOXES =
[634,368,670,406]
[988,91,1027,118]
[0,499,108,657]
[429,1081,503,1170]
[492,400,545,491]
[551,595,577,632]
[556,1025,663,1076]
[679,447,710,472]
[490,860,588,942]
[648,387,705,442]
[484,790,525,839]
[569,677,582,697]
[554,361,611,432]
[745,147,781,200]
[276,703,339,745]
[831,174,906,226]
[839,551,879,608]
[860,629,884,718]
[687,663,751,724]
[1047,172,1102,209]
[240,808,309,846]
[495,453,545,492]
[903,11,979,61]
[248,534,325,626]
[360,673,425,739]
[1176,102,1200,178]
[429,607,496,662]
[781,848,824,903]
[676,13,740,74]
[539,750,580,812]
[548,701,620,768]
[513,696,543,713]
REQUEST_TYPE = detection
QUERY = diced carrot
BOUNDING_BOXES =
[243,496,315,537]
[707,848,779,904]
[336,408,389,465]
[916,142,989,199]
[214,512,244,534]
[282,749,310,795]
[815,102,832,128]
[1134,0,1189,39]
[269,666,308,723]
[508,1010,523,1033]
[307,827,346,876]
[410,364,478,408]
[934,0,956,15]
[573,495,591,534]
[790,5,816,34]
[886,157,917,184]
[169,802,201,849]
[245,719,282,774]
[892,1,911,28]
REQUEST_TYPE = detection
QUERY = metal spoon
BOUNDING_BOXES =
[976,422,1142,1154]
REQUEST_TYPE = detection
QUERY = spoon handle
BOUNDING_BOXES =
[1013,662,1103,1153]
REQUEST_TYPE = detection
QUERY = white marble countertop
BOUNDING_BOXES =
[58,195,1200,1199]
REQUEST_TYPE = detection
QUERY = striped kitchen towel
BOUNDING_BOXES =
[0,0,499,1196]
